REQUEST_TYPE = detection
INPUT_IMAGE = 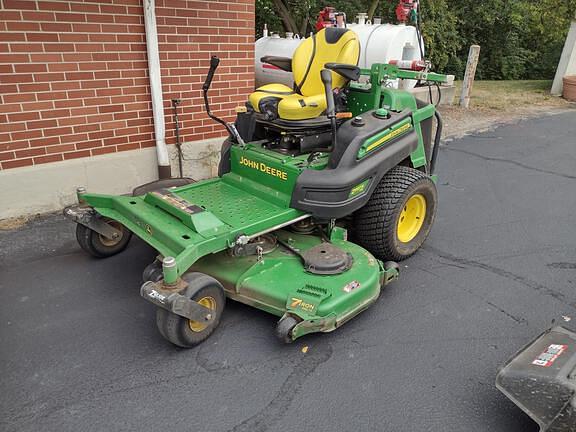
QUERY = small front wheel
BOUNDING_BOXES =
[142,260,163,283]
[275,316,299,344]
[75,219,132,258]
[156,273,225,348]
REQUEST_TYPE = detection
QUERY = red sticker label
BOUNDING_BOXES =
[343,280,360,293]
[532,344,568,367]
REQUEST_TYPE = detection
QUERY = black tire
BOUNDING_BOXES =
[75,219,132,258]
[156,272,225,348]
[353,165,437,261]
[217,138,232,177]
[142,260,163,283]
[275,316,299,344]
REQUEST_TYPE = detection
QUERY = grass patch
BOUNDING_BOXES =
[453,80,563,110]
[440,80,572,139]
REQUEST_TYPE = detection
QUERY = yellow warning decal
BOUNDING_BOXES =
[366,122,412,152]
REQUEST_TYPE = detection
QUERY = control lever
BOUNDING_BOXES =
[202,55,245,146]
[202,55,220,91]
[320,69,337,151]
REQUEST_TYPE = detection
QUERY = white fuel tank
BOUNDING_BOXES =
[255,33,303,88]
[255,22,423,89]
[348,23,422,70]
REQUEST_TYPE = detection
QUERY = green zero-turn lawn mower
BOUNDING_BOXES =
[64,27,449,347]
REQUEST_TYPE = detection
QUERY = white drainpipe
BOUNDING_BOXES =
[143,0,171,179]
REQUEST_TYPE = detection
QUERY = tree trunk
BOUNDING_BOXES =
[367,0,380,21]
[272,0,299,34]
[299,12,309,36]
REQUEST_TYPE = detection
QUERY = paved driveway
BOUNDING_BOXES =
[1,111,575,432]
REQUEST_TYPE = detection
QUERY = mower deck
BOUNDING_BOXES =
[191,229,389,340]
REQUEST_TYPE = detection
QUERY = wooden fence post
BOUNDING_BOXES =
[460,45,481,108]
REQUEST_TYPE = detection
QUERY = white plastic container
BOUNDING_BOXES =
[348,22,422,89]
[255,34,303,87]
[350,23,421,66]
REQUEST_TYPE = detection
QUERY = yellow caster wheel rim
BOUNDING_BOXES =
[188,296,217,332]
[397,193,427,243]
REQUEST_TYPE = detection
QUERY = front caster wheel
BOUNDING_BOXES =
[383,261,400,273]
[156,273,225,348]
[75,219,132,258]
[276,316,299,344]
[142,260,163,283]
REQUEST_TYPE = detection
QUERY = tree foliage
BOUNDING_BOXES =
[256,0,576,80]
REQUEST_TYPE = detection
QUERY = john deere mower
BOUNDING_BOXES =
[64,27,449,346]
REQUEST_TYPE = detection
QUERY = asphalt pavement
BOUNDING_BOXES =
[1,110,575,432]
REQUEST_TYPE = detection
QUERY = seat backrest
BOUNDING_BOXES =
[292,28,360,97]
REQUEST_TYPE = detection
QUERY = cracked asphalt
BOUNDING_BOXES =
[1,110,575,432]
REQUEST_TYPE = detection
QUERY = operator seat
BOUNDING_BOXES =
[249,27,360,121]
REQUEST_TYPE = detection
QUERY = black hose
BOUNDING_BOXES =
[430,110,443,175]
[434,82,442,106]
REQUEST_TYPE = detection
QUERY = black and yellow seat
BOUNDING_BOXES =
[249,27,360,121]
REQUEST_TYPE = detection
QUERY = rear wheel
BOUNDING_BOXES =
[353,166,437,261]
[156,272,225,348]
[75,219,132,258]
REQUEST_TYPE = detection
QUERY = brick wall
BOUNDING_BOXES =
[0,0,255,170]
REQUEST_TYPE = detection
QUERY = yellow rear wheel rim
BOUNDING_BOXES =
[397,193,427,243]
[188,296,217,332]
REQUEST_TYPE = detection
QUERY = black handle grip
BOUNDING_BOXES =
[203,55,220,91]
[321,69,335,118]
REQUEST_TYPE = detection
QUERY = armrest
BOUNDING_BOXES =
[260,56,292,72]
[324,63,361,81]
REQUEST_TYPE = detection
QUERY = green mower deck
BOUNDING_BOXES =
[190,229,393,340]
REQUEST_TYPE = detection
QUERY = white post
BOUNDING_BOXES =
[460,45,481,109]
[143,0,171,178]
[551,20,576,96]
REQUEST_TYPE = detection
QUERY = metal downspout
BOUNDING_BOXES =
[143,0,171,179]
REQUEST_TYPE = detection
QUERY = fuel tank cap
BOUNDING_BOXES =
[373,108,390,119]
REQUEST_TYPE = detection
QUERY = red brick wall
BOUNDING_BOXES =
[0,0,254,170]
